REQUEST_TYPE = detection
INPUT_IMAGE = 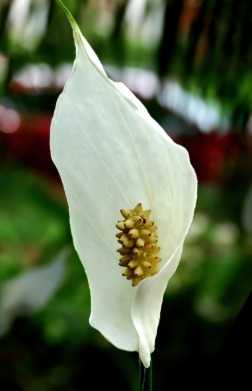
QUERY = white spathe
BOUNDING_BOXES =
[50,7,197,368]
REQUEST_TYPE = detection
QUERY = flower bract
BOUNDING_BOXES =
[50,0,197,368]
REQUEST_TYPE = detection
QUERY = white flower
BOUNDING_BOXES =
[50,1,197,368]
[0,249,67,336]
[7,0,50,51]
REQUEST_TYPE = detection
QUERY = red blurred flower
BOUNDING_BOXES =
[2,113,57,177]
[179,132,241,183]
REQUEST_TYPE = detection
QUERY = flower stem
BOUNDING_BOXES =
[139,360,152,391]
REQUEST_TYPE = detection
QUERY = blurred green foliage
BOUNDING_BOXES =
[1,0,252,127]
[0,167,68,280]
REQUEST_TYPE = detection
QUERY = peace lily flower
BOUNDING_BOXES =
[0,249,67,336]
[50,1,197,368]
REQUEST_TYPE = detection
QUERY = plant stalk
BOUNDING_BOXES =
[139,359,152,391]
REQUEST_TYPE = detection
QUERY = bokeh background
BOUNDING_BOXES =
[0,0,251,390]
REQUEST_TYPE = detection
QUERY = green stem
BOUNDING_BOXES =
[139,360,152,391]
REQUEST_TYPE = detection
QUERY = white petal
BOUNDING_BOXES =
[0,249,67,336]
[132,246,183,367]
[50,8,197,364]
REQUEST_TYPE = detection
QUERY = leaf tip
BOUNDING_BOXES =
[55,0,82,46]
